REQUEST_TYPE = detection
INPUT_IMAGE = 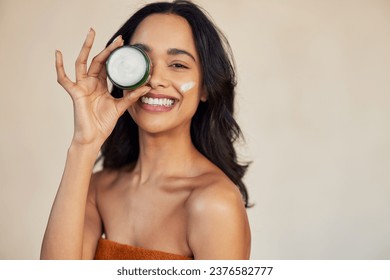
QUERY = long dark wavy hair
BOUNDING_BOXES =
[98,0,251,207]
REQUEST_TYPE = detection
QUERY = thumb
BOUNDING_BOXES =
[115,86,151,115]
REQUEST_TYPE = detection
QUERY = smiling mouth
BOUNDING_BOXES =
[140,96,176,107]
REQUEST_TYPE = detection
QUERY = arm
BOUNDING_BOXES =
[81,170,105,259]
[187,184,251,260]
[40,29,150,259]
[40,143,99,259]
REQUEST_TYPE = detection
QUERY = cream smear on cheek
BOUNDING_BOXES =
[179,81,195,95]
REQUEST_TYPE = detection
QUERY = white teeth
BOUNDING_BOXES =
[141,96,175,107]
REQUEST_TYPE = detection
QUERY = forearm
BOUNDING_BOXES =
[40,142,100,259]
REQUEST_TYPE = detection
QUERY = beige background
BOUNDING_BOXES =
[1,0,389,259]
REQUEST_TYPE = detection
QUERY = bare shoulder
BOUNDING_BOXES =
[89,168,127,200]
[187,172,245,214]
[186,171,251,259]
[86,168,123,207]
[90,168,120,189]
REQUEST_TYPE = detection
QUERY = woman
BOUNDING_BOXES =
[41,0,251,260]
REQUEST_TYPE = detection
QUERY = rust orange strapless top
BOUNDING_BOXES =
[94,238,193,260]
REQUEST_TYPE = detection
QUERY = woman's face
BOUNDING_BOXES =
[127,13,206,134]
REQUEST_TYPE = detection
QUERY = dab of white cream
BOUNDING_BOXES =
[179,81,195,94]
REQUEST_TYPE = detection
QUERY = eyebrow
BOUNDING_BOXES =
[131,43,196,62]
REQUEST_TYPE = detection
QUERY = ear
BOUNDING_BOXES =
[200,87,208,102]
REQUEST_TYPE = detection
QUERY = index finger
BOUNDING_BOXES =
[75,28,96,82]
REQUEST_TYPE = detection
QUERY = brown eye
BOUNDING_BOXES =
[170,63,189,69]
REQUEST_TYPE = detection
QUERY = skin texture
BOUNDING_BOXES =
[41,14,250,260]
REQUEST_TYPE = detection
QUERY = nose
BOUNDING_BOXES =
[147,62,170,89]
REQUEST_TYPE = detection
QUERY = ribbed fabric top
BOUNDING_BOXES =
[94,238,193,260]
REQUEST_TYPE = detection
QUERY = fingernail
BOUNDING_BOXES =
[113,35,122,43]
[87,28,93,36]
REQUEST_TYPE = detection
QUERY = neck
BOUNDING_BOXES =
[133,128,201,183]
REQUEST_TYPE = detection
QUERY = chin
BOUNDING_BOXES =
[136,117,192,137]
[128,106,193,136]
[135,117,174,134]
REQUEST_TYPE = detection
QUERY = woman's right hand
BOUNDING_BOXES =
[55,28,150,148]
